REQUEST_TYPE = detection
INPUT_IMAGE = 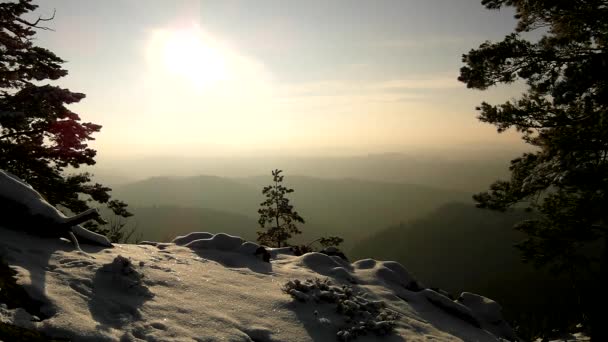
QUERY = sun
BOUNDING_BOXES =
[148,28,231,88]
[142,26,279,150]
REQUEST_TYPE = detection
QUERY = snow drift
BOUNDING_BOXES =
[0,169,519,341]
[0,169,112,248]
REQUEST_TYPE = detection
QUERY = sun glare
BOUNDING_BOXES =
[147,28,231,89]
[142,25,279,151]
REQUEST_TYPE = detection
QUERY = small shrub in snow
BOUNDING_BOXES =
[282,278,400,341]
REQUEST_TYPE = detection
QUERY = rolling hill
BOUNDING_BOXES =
[112,175,470,246]
[125,206,258,242]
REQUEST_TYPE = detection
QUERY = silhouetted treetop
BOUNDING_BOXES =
[0,0,130,230]
[460,0,607,339]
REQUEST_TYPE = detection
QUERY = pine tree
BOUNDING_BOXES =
[459,0,607,339]
[257,169,304,248]
[0,0,131,230]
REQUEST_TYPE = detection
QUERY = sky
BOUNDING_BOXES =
[30,0,526,159]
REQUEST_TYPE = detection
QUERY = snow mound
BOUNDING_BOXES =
[0,226,517,341]
[352,258,377,269]
[174,232,266,256]
[297,252,346,270]
[352,258,424,292]
[98,255,153,298]
[292,253,356,283]
[172,232,214,245]
[423,289,480,328]
[458,292,517,341]
[268,246,296,259]
[168,232,272,272]
[0,169,60,219]
[0,169,112,247]
[374,261,424,291]
[183,232,244,251]
[458,292,503,323]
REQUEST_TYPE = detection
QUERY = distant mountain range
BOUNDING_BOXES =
[112,175,470,247]
[90,151,516,192]
[124,206,257,242]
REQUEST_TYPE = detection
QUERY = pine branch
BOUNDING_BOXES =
[0,129,44,140]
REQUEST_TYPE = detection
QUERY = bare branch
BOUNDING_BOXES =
[16,8,56,31]
[60,208,106,228]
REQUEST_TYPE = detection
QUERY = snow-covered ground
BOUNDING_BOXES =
[0,169,519,341]
[0,226,521,342]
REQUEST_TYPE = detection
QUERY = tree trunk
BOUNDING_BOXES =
[274,182,281,246]
[590,234,608,341]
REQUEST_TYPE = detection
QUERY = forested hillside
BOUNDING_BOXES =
[351,203,581,338]
[113,175,470,245]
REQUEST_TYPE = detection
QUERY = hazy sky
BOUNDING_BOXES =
[31,0,525,158]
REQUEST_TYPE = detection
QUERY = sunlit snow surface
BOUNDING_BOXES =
[0,169,518,341]
[0,226,522,341]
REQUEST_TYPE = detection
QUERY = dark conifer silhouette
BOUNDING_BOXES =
[0,0,131,232]
[256,169,344,252]
[257,169,304,247]
[460,0,608,339]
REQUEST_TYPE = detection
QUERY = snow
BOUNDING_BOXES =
[457,292,516,340]
[0,169,519,341]
[172,232,215,246]
[0,169,63,219]
[0,225,521,341]
[0,169,112,247]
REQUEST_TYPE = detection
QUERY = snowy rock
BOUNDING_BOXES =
[0,304,36,328]
[184,233,244,251]
[237,241,262,255]
[172,232,214,246]
[458,292,503,323]
[180,234,273,266]
[330,267,357,283]
[458,292,518,341]
[423,289,480,328]
[429,287,454,300]
[98,255,153,298]
[318,317,332,325]
[375,261,424,291]
[268,246,296,259]
[297,252,342,271]
[0,169,112,247]
[252,245,271,262]
[0,225,519,341]
[319,246,348,261]
[287,288,310,302]
[0,169,63,219]
[352,258,377,269]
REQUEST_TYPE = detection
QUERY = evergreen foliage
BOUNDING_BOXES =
[459,0,608,338]
[0,0,131,232]
[257,169,344,250]
[257,169,305,247]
